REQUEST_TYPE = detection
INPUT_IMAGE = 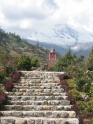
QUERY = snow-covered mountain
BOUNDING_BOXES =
[27,24,93,57]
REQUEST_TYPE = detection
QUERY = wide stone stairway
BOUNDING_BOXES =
[0,71,79,124]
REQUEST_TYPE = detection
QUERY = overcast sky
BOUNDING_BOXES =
[0,0,93,38]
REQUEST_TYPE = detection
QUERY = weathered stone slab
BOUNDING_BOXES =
[0,118,15,124]
[15,119,27,124]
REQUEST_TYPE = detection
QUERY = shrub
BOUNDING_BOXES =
[77,101,88,115]
[60,80,69,86]
[71,104,80,115]
[57,74,72,80]
[5,63,17,76]
[76,79,90,92]
[67,92,76,104]
[31,56,40,67]
[78,115,84,124]
[4,72,24,91]
[69,89,83,101]
[0,92,8,105]
[84,113,93,119]
[4,81,14,91]
[68,78,77,89]
[10,71,24,82]
[17,54,31,71]
[60,80,69,92]
[89,118,93,124]
[0,70,5,84]
[0,84,3,92]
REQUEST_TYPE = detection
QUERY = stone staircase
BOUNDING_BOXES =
[0,71,79,124]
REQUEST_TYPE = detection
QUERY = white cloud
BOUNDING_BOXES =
[0,0,93,38]
[19,20,31,29]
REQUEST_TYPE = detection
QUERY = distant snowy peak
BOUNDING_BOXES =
[29,32,51,42]
[71,42,93,51]
[53,24,80,41]
[27,24,93,46]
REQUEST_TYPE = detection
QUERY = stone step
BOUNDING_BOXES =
[6,100,70,105]
[0,71,79,124]
[14,82,60,86]
[1,105,72,111]
[0,110,76,118]
[20,72,61,77]
[20,76,58,80]
[13,85,61,89]
[5,91,66,96]
[0,117,79,124]
[11,88,64,93]
[21,77,41,79]
[21,70,63,74]
[20,77,58,80]
[19,79,57,83]
[8,95,67,101]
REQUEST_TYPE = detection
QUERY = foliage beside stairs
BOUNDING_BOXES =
[0,72,24,106]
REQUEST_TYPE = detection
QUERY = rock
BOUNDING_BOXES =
[15,119,27,124]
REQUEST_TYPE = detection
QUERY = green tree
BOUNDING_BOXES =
[54,49,73,71]
[31,56,40,67]
[53,49,85,73]
[85,47,93,70]
[18,54,31,71]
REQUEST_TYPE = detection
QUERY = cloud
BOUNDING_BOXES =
[0,0,58,21]
[0,0,93,38]
[52,0,93,32]
[42,0,58,8]
[0,1,46,20]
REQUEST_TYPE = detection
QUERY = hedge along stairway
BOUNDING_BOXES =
[0,71,79,124]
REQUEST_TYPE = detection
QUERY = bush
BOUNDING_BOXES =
[67,92,76,104]
[4,72,24,91]
[18,54,31,71]
[76,79,90,92]
[71,104,80,115]
[0,92,8,105]
[4,81,14,92]
[10,71,24,82]
[57,74,72,80]
[69,89,83,101]
[0,84,3,92]
[78,115,84,124]
[89,118,93,124]
[68,78,77,90]
[77,101,89,115]
[31,56,40,67]
[5,63,16,76]
[0,70,5,84]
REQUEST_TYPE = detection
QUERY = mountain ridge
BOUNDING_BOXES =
[27,24,93,45]
[0,28,49,64]
[27,24,93,57]
[26,39,92,58]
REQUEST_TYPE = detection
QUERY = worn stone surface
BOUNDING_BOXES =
[1,71,79,124]
[15,119,27,124]
[27,119,35,124]
[0,118,15,124]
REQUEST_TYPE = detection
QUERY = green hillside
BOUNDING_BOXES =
[0,28,49,64]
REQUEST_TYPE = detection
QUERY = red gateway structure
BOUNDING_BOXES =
[46,46,56,69]
[49,46,56,60]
